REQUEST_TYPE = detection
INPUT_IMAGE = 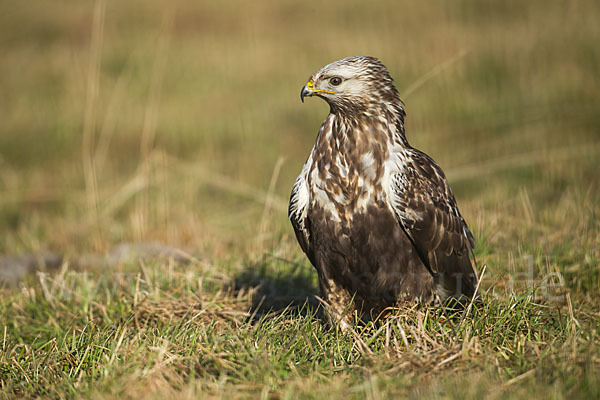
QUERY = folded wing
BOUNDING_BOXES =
[388,150,478,300]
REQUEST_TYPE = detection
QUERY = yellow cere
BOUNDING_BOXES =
[305,79,335,95]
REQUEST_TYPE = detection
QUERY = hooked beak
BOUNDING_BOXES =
[300,79,335,103]
[300,80,314,103]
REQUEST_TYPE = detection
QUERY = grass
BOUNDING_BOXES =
[1,0,599,398]
[1,260,598,398]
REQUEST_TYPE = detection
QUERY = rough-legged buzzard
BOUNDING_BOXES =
[289,56,478,329]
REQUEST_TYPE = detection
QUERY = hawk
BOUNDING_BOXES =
[289,56,478,329]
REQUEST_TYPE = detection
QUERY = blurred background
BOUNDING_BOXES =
[0,0,598,279]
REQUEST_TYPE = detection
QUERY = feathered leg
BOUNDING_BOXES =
[318,277,357,332]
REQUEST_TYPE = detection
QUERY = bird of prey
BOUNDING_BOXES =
[289,56,478,330]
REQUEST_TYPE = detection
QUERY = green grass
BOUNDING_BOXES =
[1,0,600,398]
[1,260,599,398]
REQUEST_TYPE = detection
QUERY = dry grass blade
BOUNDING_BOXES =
[457,265,487,330]
[502,369,536,387]
[81,0,105,224]
[257,156,286,249]
[401,49,469,99]
[446,142,600,182]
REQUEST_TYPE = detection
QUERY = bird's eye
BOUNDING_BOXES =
[329,77,342,86]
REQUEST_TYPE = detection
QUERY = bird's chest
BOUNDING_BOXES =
[307,152,388,224]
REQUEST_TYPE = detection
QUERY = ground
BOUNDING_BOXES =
[0,0,599,398]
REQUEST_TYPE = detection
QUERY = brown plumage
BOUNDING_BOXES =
[288,56,478,329]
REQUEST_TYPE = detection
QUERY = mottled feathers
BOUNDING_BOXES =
[289,56,478,327]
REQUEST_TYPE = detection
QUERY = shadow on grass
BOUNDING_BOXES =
[232,254,322,323]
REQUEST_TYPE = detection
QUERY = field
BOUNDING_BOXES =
[1,0,599,398]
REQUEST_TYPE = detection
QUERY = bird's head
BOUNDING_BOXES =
[300,56,401,115]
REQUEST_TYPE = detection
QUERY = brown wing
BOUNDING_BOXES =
[389,150,478,299]
[288,168,316,266]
